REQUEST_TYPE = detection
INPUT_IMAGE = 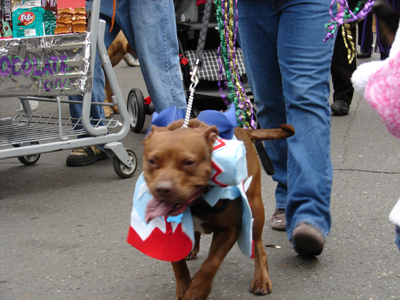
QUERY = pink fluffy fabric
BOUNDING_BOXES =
[364,50,400,139]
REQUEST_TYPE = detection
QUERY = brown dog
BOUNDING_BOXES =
[142,119,294,299]
[104,31,135,117]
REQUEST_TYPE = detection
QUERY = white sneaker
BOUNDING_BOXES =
[123,53,140,67]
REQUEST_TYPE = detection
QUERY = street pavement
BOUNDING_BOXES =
[1,53,399,300]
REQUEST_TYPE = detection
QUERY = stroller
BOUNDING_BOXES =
[126,0,274,175]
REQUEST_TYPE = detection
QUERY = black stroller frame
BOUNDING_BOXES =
[126,0,274,175]
[127,0,252,132]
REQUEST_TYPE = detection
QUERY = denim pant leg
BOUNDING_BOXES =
[395,226,400,252]
[70,0,106,124]
[69,49,106,151]
[69,50,105,122]
[238,1,288,210]
[98,0,186,113]
[238,0,334,241]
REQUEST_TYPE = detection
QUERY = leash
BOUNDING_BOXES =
[183,0,213,128]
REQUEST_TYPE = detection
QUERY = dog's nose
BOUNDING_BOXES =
[154,181,174,197]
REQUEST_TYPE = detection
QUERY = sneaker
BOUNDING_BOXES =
[331,100,350,116]
[66,146,108,166]
[270,209,286,231]
[123,53,140,67]
[292,222,325,256]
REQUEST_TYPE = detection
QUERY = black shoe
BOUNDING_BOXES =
[66,146,108,166]
[292,222,325,256]
[331,100,349,116]
[356,52,371,59]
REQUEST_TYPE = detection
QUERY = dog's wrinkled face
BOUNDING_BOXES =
[143,119,219,223]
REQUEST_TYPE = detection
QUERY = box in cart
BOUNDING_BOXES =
[12,5,45,37]
[41,0,57,15]
[0,0,13,38]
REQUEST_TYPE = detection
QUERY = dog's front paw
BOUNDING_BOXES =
[185,249,199,260]
[250,278,273,295]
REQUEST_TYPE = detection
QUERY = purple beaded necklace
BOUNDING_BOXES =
[216,0,256,129]
[324,0,375,42]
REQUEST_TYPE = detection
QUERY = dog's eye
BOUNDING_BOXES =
[183,159,196,167]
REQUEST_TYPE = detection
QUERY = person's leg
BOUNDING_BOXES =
[239,0,334,254]
[238,0,288,222]
[395,225,400,252]
[357,12,373,57]
[331,23,357,115]
[67,49,108,166]
[377,0,400,60]
[130,0,186,113]
[69,51,106,124]
[277,0,334,249]
[66,6,120,166]
[99,0,186,113]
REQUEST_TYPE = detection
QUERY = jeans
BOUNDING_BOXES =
[238,0,335,242]
[69,0,187,135]
[395,226,400,252]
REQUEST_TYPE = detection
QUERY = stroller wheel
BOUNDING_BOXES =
[127,88,146,133]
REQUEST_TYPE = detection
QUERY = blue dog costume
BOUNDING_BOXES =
[127,106,254,261]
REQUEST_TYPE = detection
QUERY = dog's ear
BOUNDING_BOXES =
[188,118,206,128]
[166,119,185,131]
[143,125,168,145]
[202,125,219,146]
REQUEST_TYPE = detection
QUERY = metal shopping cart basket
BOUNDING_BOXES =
[0,0,137,178]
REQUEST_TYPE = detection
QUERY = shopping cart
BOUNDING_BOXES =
[0,0,137,178]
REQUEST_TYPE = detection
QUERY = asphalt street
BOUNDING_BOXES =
[1,53,400,300]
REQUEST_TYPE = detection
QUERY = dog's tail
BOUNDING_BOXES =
[243,124,295,141]
[373,1,400,45]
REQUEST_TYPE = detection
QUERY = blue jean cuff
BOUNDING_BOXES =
[395,225,400,252]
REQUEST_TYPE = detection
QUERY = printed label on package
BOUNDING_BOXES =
[0,32,92,96]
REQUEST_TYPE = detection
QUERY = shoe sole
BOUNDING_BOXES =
[331,105,349,116]
[271,223,286,231]
[293,232,323,256]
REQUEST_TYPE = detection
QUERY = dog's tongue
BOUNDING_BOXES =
[145,198,175,223]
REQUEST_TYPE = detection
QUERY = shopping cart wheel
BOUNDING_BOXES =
[113,148,138,178]
[127,88,146,133]
[13,141,41,165]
